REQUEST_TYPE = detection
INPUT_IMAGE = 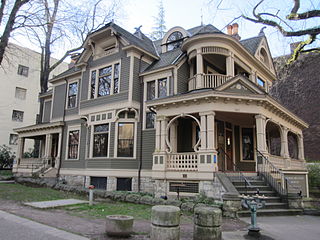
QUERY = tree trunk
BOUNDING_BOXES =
[0,0,29,65]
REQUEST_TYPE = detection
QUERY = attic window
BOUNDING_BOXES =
[259,48,269,67]
[166,31,183,51]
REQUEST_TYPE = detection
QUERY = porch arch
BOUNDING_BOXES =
[165,113,201,153]
[266,120,282,156]
[288,131,299,159]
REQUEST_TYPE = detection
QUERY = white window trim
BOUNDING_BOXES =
[65,79,79,109]
[88,60,121,100]
[42,99,52,122]
[65,125,81,161]
[240,126,256,162]
[114,117,138,159]
[89,122,111,159]
[145,76,170,100]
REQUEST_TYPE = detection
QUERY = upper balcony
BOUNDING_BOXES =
[188,73,232,91]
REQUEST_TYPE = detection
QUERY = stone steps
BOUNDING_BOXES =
[238,208,303,217]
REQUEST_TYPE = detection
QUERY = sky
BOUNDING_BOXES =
[8,0,320,60]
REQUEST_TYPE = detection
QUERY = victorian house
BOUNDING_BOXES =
[13,22,309,198]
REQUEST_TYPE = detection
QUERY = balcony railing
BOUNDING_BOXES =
[166,152,198,171]
[188,74,232,91]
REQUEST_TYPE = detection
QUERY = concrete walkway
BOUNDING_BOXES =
[223,215,320,240]
[24,199,88,209]
[0,210,89,240]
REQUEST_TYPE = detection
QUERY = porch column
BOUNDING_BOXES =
[159,116,168,152]
[196,48,203,89]
[17,137,25,164]
[170,122,178,152]
[298,134,305,160]
[255,114,267,153]
[226,52,235,77]
[56,132,62,169]
[280,126,290,158]
[199,113,207,151]
[206,111,216,152]
[155,117,161,151]
[45,134,53,158]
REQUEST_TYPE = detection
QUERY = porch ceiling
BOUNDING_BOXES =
[217,112,255,126]
[14,121,64,137]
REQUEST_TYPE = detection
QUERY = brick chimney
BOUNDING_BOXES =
[227,25,233,35]
[226,23,241,40]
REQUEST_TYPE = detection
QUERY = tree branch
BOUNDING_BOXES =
[287,0,320,20]
[48,45,82,72]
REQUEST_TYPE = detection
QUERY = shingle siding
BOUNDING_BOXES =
[132,57,142,102]
[141,129,155,169]
[177,61,190,94]
[52,84,66,119]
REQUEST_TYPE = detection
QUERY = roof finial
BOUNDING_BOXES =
[259,26,266,36]
[201,8,203,26]
[134,25,143,39]
[134,25,143,32]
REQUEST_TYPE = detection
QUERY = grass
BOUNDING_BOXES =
[64,202,152,220]
[0,183,85,202]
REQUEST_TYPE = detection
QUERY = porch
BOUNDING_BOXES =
[13,122,64,175]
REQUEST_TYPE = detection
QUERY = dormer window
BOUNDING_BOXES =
[259,48,269,67]
[166,31,184,51]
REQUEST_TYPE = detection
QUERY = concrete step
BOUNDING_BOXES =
[235,185,273,192]
[232,180,266,186]
[238,208,303,217]
[264,202,288,209]
[238,190,278,197]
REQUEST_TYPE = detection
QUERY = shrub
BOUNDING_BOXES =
[307,164,320,189]
[0,145,15,169]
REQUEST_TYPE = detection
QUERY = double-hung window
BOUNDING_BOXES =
[67,82,78,108]
[158,78,167,98]
[146,77,168,101]
[93,124,109,157]
[90,63,120,99]
[68,130,79,159]
[146,112,155,129]
[117,123,134,157]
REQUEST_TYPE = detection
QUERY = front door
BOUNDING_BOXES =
[225,129,234,171]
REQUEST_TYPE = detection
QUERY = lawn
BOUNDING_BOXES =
[0,183,84,202]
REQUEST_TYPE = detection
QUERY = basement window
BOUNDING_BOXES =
[116,178,132,191]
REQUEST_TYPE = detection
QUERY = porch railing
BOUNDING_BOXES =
[256,149,302,197]
[290,158,306,169]
[269,155,285,169]
[166,152,198,171]
[188,74,231,91]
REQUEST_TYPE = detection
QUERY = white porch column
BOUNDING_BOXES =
[155,117,161,151]
[255,114,267,153]
[170,122,178,152]
[226,52,235,77]
[160,116,168,152]
[196,48,203,89]
[280,126,290,158]
[206,111,216,152]
[199,113,207,151]
[298,134,305,160]
[56,132,62,168]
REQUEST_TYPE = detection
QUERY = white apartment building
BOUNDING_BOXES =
[0,43,68,155]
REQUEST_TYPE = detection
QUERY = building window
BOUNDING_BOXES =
[93,124,109,157]
[68,130,79,159]
[15,87,27,100]
[158,78,167,98]
[117,123,134,157]
[147,80,155,100]
[67,82,78,108]
[257,77,265,88]
[12,110,24,122]
[17,65,29,77]
[91,177,107,190]
[242,128,254,161]
[9,134,18,145]
[166,31,184,51]
[116,178,132,191]
[146,112,155,129]
[90,62,120,99]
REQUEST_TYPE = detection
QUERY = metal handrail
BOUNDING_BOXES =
[218,147,254,194]
[256,149,302,197]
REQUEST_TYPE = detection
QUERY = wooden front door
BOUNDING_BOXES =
[225,129,233,171]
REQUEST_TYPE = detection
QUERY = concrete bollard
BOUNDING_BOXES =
[88,185,94,206]
[106,215,134,237]
[193,207,222,240]
[151,205,180,240]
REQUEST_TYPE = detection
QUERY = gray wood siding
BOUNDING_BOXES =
[61,119,86,169]
[132,57,141,102]
[80,49,130,101]
[65,107,78,116]
[80,91,128,110]
[43,101,52,123]
[177,61,190,94]
[52,84,66,119]
[141,129,155,169]
[109,122,115,157]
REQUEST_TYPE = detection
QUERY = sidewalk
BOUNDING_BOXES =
[0,210,89,240]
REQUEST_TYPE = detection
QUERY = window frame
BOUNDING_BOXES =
[89,123,111,159]
[114,111,138,159]
[12,110,24,122]
[240,126,256,162]
[65,125,81,160]
[145,77,169,100]
[66,80,79,109]
[88,60,121,99]
[17,64,29,77]
[145,111,156,129]
[15,87,27,100]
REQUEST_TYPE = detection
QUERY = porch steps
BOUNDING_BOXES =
[231,174,303,217]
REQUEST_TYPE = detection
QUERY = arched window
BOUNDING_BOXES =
[166,31,184,51]
[260,48,269,67]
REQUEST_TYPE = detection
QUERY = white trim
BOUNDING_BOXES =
[65,124,81,161]
[65,79,79,110]
[89,122,111,159]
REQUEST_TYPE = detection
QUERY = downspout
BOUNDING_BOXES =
[56,78,68,179]
[138,54,144,192]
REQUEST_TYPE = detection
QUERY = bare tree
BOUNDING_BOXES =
[243,0,320,63]
[0,0,30,65]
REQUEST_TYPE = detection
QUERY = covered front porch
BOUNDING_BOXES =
[13,122,64,176]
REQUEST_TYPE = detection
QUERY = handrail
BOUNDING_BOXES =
[256,149,302,197]
[218,147,254,194]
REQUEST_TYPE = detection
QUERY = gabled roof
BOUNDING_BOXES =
[49,66,81,82]
[143,48,184,73]
[187,24,222,36]
[240,35,264,55]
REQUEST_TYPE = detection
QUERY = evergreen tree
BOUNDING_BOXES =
[150,0,166,40]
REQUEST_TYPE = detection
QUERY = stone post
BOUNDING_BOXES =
[222,193,241,218]
[255,114,267,154]
[151,205,180,240]
[226,52,234,77]
[17,137,25,164]
[193,207,222,240]
[297,134,305,160]
[206,111,216,152]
